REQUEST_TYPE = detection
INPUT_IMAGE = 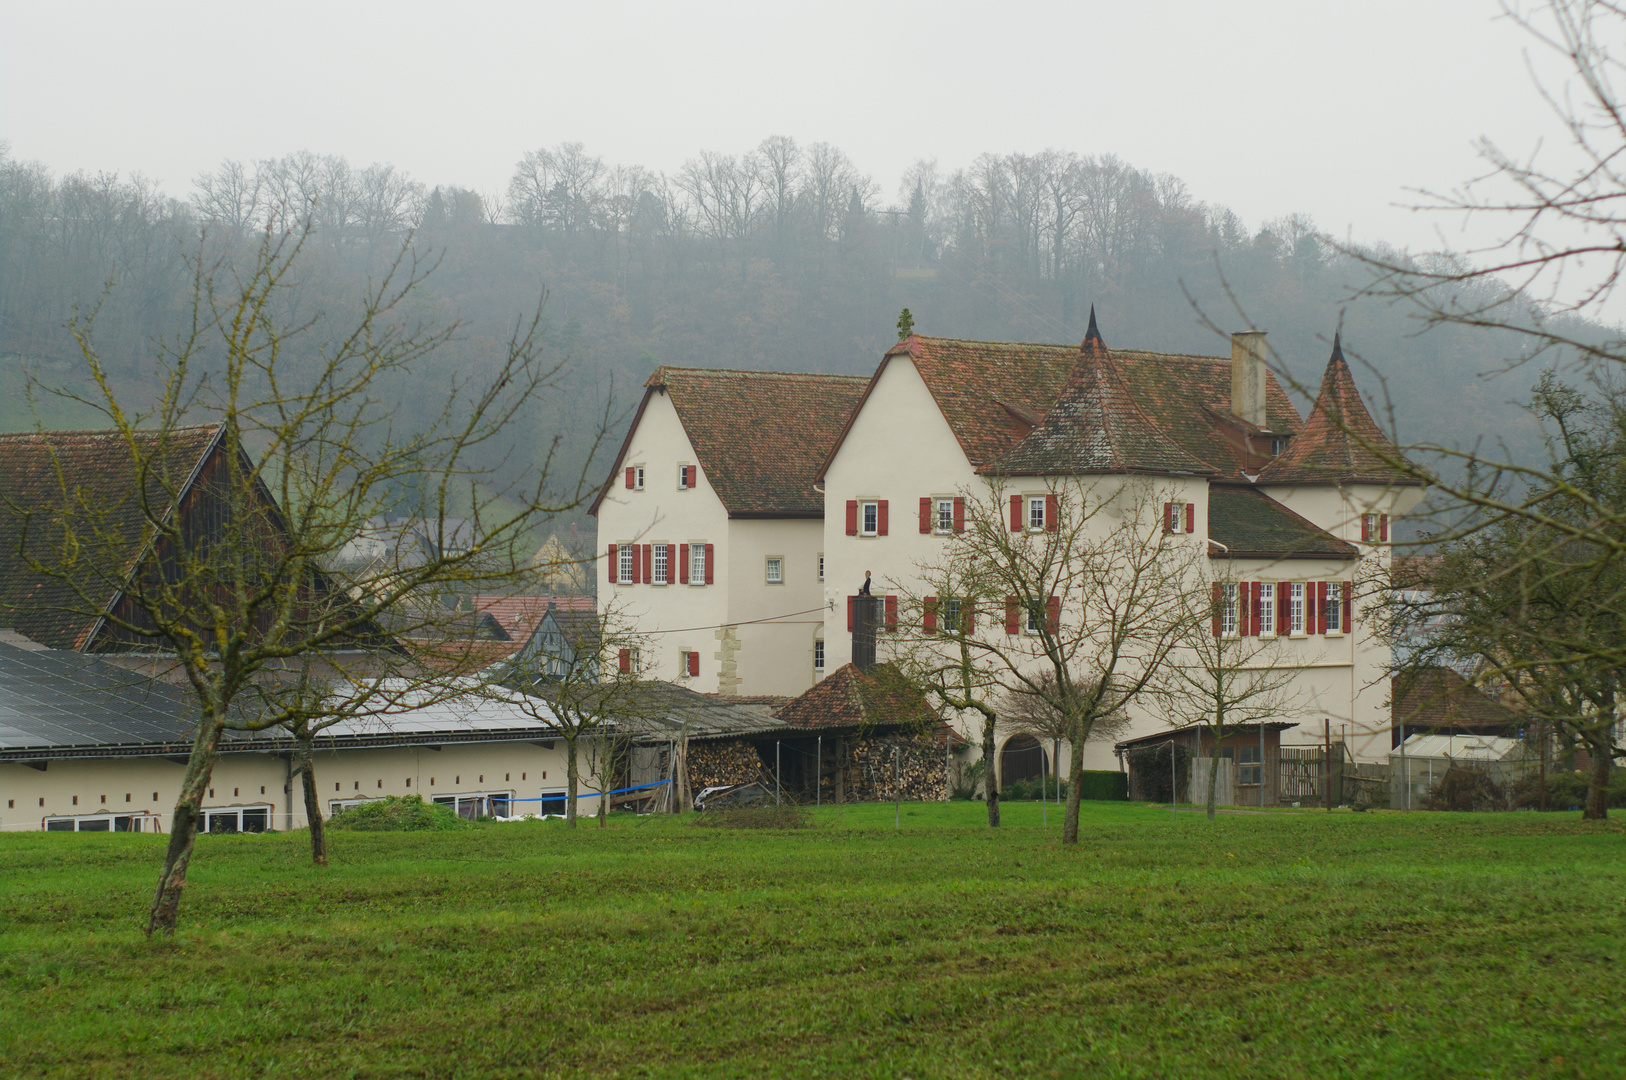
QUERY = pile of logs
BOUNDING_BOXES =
[687,741,766,790]
[823,734,946,803]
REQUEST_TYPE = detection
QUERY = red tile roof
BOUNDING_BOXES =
[592,368,870,519]
[1392,667,1521,732]
[826,333,1303,480]
[1257,336,1422,486]
[773,662,940,730]
[473,594,586,642]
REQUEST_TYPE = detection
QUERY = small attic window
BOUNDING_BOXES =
[1270,436,1288,456]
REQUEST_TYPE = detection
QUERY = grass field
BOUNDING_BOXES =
[2,801,1623,1079]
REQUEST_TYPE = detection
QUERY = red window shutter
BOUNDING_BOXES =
[1045,493,1059,532]
[845,500,858,536]
[847,596,855,632]
[877,500,889,536]
[1211,583,1223,637]
[963,603,975,632]
[1163,502,1173,533]
[625,466,635,490]
[617,649,630,674]
[1316,581,1328,634]
[1343,580,1353,632]
[1004,597,1019,635]
[919,497,932,533]
[1010,495,1022,532]
[641,545,653,584]
[1278,582,1291,633]
[953,497,965,533]
[1186,502,1196,534]
[885,595,898,633]
[679,544,689,585]
[1045,595,1061,634]
[704,543,715,584]
[688,651,700,678]
[607,544,617,583]
[1380,514,1389,542]
[1361,515,1371,542]
[923,597,938,635]
[1248,582,1261,636]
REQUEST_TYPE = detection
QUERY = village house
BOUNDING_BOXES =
[597,315,1422,778]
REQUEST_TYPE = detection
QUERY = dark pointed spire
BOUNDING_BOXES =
[1082,305,1105,353]
[1329,331,1344,365]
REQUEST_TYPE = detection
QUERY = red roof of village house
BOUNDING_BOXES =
[817,331,1304,482]
[773,663,941,731]
[1257,336,1422,487]
[590,367,869,519]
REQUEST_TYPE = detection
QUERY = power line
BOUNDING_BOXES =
[638,605,828,636]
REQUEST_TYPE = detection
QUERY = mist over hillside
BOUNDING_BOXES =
[0,137,1586,530]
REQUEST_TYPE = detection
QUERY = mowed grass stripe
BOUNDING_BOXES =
[2,801,1622,1079]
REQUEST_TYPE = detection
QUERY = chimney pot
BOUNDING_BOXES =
[1231,331,1268,428]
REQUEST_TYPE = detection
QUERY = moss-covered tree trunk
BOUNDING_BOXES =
[981,713,999,828]
[296,733,329,865]
[1063,721,1085,844]
[565,735,580,827]
[147,713,223,937]
[1583,730,1613,820]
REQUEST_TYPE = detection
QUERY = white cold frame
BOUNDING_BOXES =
[202,805,273,834]
[43,812,160,833]
[432,792,514,820]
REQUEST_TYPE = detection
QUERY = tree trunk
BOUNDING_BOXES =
[565,736,579,827]
[1583,730,1612,821]
[1063,723,1086,844]
[1206,738,1221,821]
[147,714,223,937]
[297,734,328,866]
[982,713,1000,828]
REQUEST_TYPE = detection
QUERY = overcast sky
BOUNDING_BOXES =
[0,0,1574,256]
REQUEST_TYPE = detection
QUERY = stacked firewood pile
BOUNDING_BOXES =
[687,741,766,790]
[828,734,946,802]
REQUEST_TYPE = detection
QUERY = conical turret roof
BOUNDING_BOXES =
[1257,336,1421,486]
[982,336,1215,477]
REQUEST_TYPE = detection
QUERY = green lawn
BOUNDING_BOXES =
[2,801,1622,1079]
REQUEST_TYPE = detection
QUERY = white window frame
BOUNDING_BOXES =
[1257,582,1276,636]
[633,465,646,491]
[813,638,825,672]
[653,543,669,585]
[1025,601,1043,635]
[1220,583,1238,637]
[1170,501,1188,534]
[689,544,706,585]
[679,649,696,678]
[765,556,783,584]
[818,553,824,582]
[861,500,879,536]
[1028,496,1046,532]
[201,804,275,834]
[935,498,955,534]
[677,463,691,490]
[942,597,964,635]
[618,544,635,585]
[536,789,569,816]
[1288,582,1306,636]
[431,791,515,820]
[1326,582,1343,634]
[1363,512,1379,541]
[43,812,159,833]
[1238,746,1263,786]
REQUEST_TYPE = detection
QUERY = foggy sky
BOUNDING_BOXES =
[0,0,1575,255]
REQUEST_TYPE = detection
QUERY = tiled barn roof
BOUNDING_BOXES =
[1392,667,1521,732]
[0,425,222,650]
[1257,336,1422,487]
[593,368,869,519]
[774,663,940,731]
[1207,484,1357,559]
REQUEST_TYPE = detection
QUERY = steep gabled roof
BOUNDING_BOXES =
[591,367,869,519]
[0,426,223,650]
[834,333,1301,479]
[1207,484,1358,559]
[773,662,940,731]
[1392,667,1521,733]
[1257,336,1421,486]
[983,348,1216,477]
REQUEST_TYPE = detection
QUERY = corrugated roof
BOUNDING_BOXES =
[1208,485,1358,559]
[1257,336,1422,486]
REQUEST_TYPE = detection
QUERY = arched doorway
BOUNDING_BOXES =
[1000,734,1047,785]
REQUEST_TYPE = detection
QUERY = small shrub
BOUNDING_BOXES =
[327,796,472,832]
[1510,769,1626,810]
[1422,765,1509,812]
[691,804,812,829]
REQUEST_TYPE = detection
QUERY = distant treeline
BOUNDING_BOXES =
[0,137,1587,511]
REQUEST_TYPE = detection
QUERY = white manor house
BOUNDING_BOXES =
[592,316,1422,770]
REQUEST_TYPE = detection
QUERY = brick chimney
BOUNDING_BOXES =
[1230,331,1268,428]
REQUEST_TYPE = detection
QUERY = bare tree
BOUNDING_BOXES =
[1151,570,1305,819]
[6,223,607,934]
